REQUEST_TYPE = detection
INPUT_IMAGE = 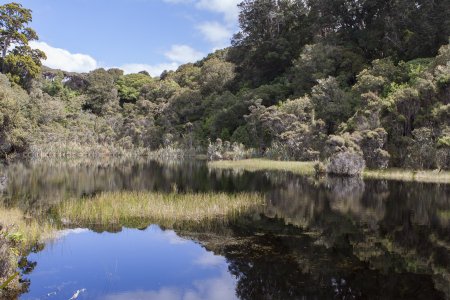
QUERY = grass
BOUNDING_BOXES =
[0,207,55,251]
[208,159,316,175]
[363,169,450,183]
[0,207,55,295]
[55,191,264,228]
[209,159,450,183]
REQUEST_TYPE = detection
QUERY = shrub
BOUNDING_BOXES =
[326,151,366,176]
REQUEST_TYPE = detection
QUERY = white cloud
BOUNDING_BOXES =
[30,41,98,73]
[197,22,232,47]
[31,41,203,76]
[165,44,204,64]
[101,271,237,300]
[196,0,240,25]
[194,251,225,267]
[120,62,179,76]
[160,229,189,245]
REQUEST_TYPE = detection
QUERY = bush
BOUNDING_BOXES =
[207,138,252,161]
[326,152,366,176]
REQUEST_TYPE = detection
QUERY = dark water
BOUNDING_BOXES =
[0,159,449,299]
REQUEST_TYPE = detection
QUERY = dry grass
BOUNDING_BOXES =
[209,159,450,183]
[56,191,264,227]
[208,159,316,175]
[0,207,55,295]
[0,207,55,251]
[363,169,450,183]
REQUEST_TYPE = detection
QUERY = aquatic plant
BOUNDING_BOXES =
[55,191,264,228]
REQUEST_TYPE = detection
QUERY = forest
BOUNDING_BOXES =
[1,0,449,175]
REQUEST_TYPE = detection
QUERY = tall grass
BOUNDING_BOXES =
[0,207,55,251]
[0,207,55,295]
[363,169,450,183]
[55,191,264,228]
[208,159,316,175]
[209,159,450,183]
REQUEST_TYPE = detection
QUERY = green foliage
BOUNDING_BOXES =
[0,74,30,159]
[0,2,45,87]
[0,1,449,172]
[311,77,354,133]
[116,73,153,103]
[84,68,119,115]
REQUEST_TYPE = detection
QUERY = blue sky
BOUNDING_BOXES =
[7,0,240,75]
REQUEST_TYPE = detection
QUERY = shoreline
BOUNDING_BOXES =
[208,159,450,184]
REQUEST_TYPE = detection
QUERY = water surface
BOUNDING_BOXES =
[0,159,448,299]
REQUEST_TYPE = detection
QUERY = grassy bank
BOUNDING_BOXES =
[0,207,55,296]
[208,159,450,183]
[55,191,264,228]
[208,159,316,176]
[363,169,450,183]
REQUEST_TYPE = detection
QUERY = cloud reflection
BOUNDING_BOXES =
[101,271,237,300]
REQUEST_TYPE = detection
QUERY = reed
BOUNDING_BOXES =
[55,191,264,227]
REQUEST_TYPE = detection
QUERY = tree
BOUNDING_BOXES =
[116,73,153,104]
[311,77,354,133]
[199,58,235,95]
[84,69,119,115]
[230,0,311,85]
[0,2,45,86]
[0,74,31,158]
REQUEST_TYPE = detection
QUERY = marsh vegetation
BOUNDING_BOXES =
[56,191,264,228]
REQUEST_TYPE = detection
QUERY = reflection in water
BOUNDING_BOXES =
[0,159,448,299]
[21,226,237,300]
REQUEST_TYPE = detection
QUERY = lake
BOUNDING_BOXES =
[1,159,449,299]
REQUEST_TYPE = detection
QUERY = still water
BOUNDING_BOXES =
[1,159,449,299]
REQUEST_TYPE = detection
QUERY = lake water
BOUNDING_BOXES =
[1,159,449,299]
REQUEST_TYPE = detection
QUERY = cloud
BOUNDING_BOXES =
[31,41,203,76]
[120,44,205,76]
[100,271,237,300]
[30,41,98,73]
[163,0,240,48]
[196,0,240,25]
[160,229,189,245]
[165,44,205,64]
[196,22,232,47]
[56,228,89,238]
[194,251,226,267]
[120,62,179,76]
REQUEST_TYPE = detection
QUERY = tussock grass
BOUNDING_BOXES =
[363,169,450,183]
[56,191,264,227]
[0,207,55,251]
[0,207,55,294]
[209,159,450,183]
[208,159,316,175]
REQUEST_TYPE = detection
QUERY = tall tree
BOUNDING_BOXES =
[0,2,45,86]
[230,0,311,86]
